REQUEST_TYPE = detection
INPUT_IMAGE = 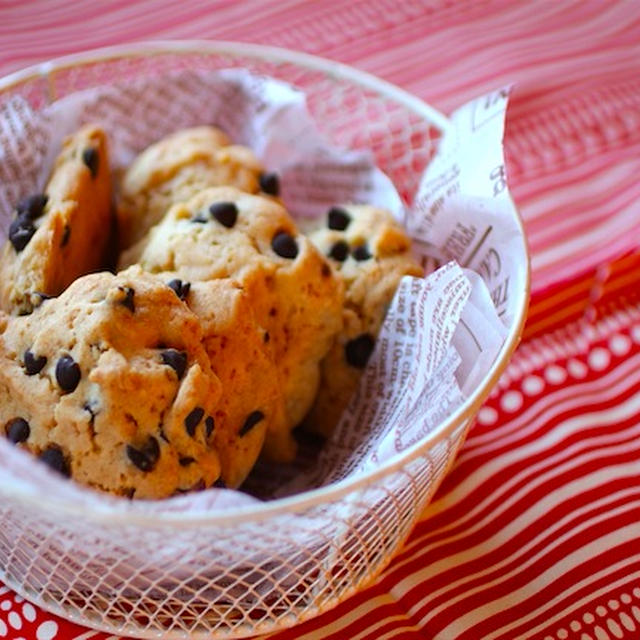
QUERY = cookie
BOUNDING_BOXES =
[0,268,232,499]
[304,205,423,436]
[120,186,344,461]
[0,125,113,315]
[186,279,283,488]
[117,126,279,249]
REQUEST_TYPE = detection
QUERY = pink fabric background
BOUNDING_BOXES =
[1,1,639,638]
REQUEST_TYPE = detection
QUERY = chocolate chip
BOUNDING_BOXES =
[329,241,349,262]
[167,279,190,301]
[126,437,160,472]
[328,207,351,230]
[39,446,70,477]
[321,262,331,278]
[9,215,36,252]
[240,410,264,437]
[117,286,135,312]
[82,147,99,178]
[179,456,196,466]
[259,172,280,196]
[352,244,372,261]
[263,331,270,343]
[161,349,187,379]
[6,418,29,443]
[345,333,375,368]
[205,416,215,439]
[213,477,226,489]
[55,355,81,392]
[272,231,298,259]
[24,350,47,375]
[59,224,71,247]
[209,201,238,228]
[185,407,204,437]
[16,194,47,219]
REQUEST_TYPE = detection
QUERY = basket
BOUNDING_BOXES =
[0,41,529,639]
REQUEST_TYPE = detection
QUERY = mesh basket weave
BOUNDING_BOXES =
[0,42,527,639]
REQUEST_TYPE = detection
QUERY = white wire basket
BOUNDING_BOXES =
[0,41,529,639]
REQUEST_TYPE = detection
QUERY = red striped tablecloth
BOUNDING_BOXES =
[1,1,639,638]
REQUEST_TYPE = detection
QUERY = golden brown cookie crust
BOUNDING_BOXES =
[187,279,282,488]
[0,125,113,315]
[305,205,423,436]
[117,126,265,249]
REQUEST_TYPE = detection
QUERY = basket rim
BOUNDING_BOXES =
[0,40,530,527]
[0,39,453,133]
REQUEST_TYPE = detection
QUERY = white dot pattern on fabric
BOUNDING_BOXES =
[8,611,21,630]
[558,601,640,640]
[522,375,545,395]
[609,334,631,356]
[620,612,636,631]
[589,347,611,371]
[568,358,588,378]
[13,596,22,603]
[36,621,58,640]
[0,601,9,611]
[633,587,640,598]
[607,617,623,638]
[545,364,567,385]
[501,390,523,413]
[22,602,36,622]
[0,619,6,637]
[478,406,498,425]
[631,325,640,343]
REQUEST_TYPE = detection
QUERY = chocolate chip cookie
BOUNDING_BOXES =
[187,279,283,488]
[0,268,230,499]
[0,125,113,315]
[304,205,423,436]
[117,126,280,249]
[120,186,344,461]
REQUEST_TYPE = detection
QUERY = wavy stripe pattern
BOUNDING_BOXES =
[0,1,639,639]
